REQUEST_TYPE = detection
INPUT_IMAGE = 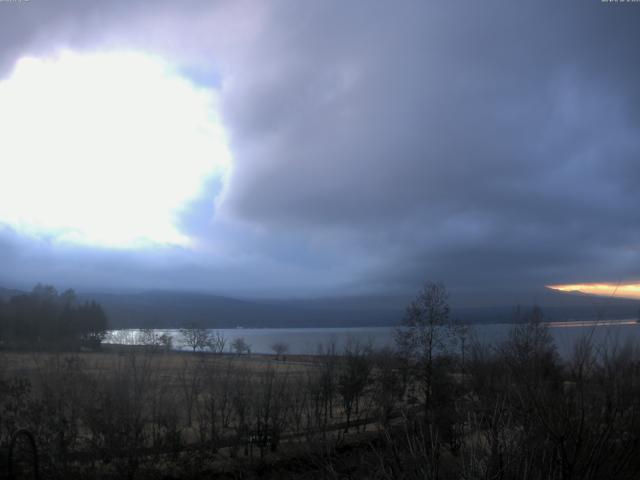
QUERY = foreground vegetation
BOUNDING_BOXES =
[1,283,640,479]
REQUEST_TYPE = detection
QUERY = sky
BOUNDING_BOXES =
[0,0,640,303]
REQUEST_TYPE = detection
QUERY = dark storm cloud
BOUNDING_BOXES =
[216,0,640,298]
[0,0,128,73]
[1,0,640,302]
[0,225,352,297]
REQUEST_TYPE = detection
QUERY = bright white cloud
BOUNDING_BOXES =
[0,50,231,248]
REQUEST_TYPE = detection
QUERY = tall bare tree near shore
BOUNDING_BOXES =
[179,323,210,352]
[208,331,227,354]
[395,282,454,418]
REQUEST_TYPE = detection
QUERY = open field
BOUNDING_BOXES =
[0,349,316,378]
[0,345,406,478]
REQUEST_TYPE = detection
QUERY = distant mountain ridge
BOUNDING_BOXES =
[77,290,404,329]
[63,288,640,328]
[1,286,639,328]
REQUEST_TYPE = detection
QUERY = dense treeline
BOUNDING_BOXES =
[0,284,108,349]
[1,283,640,479]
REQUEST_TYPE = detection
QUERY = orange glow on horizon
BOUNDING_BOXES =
[547,283,640,300]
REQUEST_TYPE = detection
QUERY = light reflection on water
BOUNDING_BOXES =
[105,320,640,357]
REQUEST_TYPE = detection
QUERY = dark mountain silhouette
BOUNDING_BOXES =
[78,287,640,328]
[3,286,639,329]
[77,290,404,329]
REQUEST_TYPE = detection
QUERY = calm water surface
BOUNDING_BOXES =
[107,320,640,357]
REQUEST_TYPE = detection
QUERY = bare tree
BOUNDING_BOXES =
[371,347,404,426]
[270,342,289,361]
[179,323,210,352]
[395,282,454,415]
[316,339,338,431]
[138,328,160,348]
[338,338,372,432]
[231,337,251,355]
[207,330,227,354]
[157,333,173,352]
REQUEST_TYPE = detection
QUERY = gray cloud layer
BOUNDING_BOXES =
[1,0,639,303]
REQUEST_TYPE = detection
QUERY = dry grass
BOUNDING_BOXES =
[0,349,314,378]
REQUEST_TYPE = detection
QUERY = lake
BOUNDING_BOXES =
[106,319,640,357]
